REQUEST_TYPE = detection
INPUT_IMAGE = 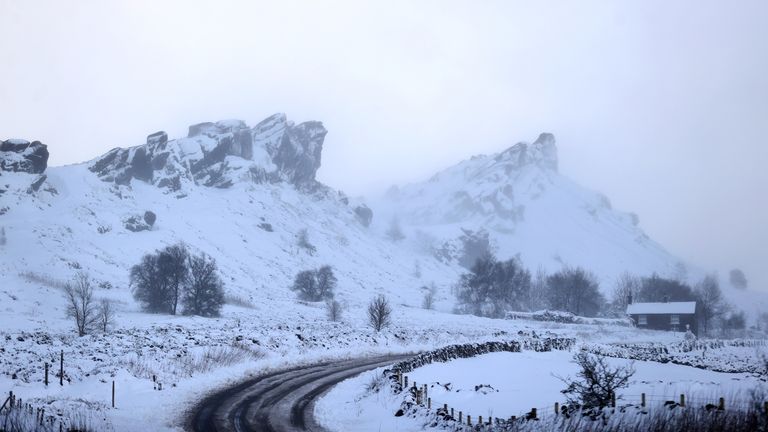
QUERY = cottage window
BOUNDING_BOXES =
[638,315,647,325]
[671,314,680,325]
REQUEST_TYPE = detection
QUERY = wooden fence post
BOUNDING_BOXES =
[404,376,408,388]
[45,362,49,386]
[680,394,685,407]
[611,392,616,408]
[641,393,646,407]
[459,411,462,423]
[718,397,725,410]
[531,408,537,419]
[427,398,431,409]
[451,407,454,418]
[112,381,115,408]
[467,415,471,426]
[59,350,64,386]
[479,415,483,425]
[555,402,560,415]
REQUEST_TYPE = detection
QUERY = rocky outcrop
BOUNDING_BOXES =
[354,204,373,227]
[0,139,49,174]
[89,114,328,191]
[494,132,558,172]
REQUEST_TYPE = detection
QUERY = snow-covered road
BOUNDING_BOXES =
[189,354,411,432]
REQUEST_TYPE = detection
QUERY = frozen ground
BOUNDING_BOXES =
[0,294,690,431]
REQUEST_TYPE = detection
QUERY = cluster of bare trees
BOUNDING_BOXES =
[130,243,224,317]
[288,265,394,331]
[455,252,605,318]
[63,272,115,336]
[290,265,337,302]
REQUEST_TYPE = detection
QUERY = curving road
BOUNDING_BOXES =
[190,354,411,432]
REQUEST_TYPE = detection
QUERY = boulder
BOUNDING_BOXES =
[0,139,49,174]
[354,205,373,227]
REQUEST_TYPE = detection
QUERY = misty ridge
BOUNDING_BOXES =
[2,2,768,432]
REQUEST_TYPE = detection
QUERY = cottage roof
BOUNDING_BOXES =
[626,301,696,315]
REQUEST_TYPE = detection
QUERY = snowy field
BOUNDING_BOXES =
[316,349,767,432]
[1,294,692,431]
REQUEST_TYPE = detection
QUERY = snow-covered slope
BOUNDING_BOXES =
[0,115,463,330]
[378,133,684,287]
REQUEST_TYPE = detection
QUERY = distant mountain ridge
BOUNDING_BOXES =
[0,115,726,320]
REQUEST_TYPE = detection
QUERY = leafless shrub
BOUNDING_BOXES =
[367,295,392,331]
[97,299,116,333]
[224,294,256,309]
[296,228,317,255]
[558,351,635,408]
[326,299,343,322]
[422,283,437,310]
[365,372,387,394]
[176,345,263,376]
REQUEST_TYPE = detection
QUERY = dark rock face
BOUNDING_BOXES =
[272,120,327,185]
[26,175,47,194]
[0,139,49,174]
[124,215,152,232]
[354,205,373,227]
[89,115,328,192]
[143,211,157,227]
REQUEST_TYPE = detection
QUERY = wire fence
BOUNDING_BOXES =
[402,384,768,429]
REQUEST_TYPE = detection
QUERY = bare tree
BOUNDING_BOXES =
[296,228,317,255]
[63,272,98,336]
[385,217,405,242]
[159,243,189,315]
[611,272,640,315]
[559,351,635,408]
[290,266,336,302]
[546,267,604,317]
[695,274,726,336]
[183,253,225,317]
[97,299,116,333]
[456,252,531,318]
[528,265,548,311]
[326,299,343,322]
[130,243,189,314]
[421,283,437,310]
[316,265,337,300]
[367,295,392,331]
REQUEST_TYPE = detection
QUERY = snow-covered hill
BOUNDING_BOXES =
[3,116,765,323]
[377,132,681,286]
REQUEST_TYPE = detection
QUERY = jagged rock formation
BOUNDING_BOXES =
[387,133,560,225]
[89,114,327,191]
[0,139,49,174]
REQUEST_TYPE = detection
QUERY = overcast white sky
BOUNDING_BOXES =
[1,0,766,291]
